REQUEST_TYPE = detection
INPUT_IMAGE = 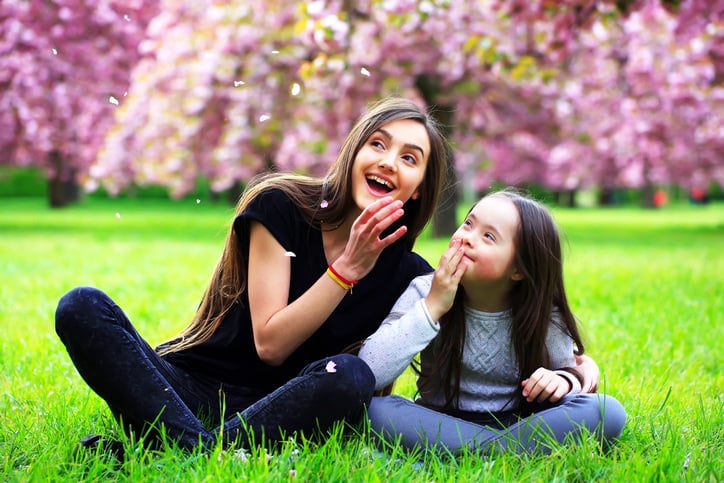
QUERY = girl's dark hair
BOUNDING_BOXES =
[420,188,584,411]
[159,97,451,355]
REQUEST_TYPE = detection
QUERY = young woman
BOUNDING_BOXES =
[55,97,451,453]
[359,189,627,454]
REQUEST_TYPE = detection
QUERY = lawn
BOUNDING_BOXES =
[1,196,722,481]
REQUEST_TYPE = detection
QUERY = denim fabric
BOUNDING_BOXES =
[55,286,375,451]
[368,392,627,455]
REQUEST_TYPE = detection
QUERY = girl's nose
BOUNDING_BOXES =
[459,232,474,246]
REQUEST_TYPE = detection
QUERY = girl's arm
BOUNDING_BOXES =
[248,197,406,366]
[521,315,581,403]
[358,276,437,390]
[360,240,468,390]
[521,355,600,403]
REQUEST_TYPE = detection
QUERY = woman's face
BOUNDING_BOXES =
[350,119,430,213]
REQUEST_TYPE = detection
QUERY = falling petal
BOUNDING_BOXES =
[123,91,128,97]
[115,212,121,219]
[196,199,201,204]
[291,82,301,96]
[360,67,370,77]
[234,449,249,463]
[51,48,58,55]
[259,114,271,123]
[271,50,280,54]
[234,80,245,87]
[284,251,296,257]
[109,96,119,106]
[325,361,337,373]
[123,14,131,21]
[320,200,328,208]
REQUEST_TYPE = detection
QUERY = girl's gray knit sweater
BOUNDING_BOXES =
[359,273,579,413]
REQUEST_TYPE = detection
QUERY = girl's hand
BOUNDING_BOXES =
[521,367,571,403]
[424,238,468,321]
[334,197,407,281]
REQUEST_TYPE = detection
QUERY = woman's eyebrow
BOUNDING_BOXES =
[376,128,426,157]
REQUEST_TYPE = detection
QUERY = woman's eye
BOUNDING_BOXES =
[371,140,385,149]
[402,154,417,165]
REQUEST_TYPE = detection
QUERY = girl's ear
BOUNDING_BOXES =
[511,268,524,281]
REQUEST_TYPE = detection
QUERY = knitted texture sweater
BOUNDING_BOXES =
[359,273,578,412]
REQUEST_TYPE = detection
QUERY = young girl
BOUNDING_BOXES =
[359,189,626,454]
[55,97,451,454]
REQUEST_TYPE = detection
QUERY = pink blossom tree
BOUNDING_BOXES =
[0,0,158,206]
[541,0,724,205]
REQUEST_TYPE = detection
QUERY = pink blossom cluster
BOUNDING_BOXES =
[2,0,721,197]
[0,0,159,185]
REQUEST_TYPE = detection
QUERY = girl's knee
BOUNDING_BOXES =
[571,392,627,440]
[599,394,626,440]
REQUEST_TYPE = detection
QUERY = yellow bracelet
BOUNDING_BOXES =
[327,267,354,293]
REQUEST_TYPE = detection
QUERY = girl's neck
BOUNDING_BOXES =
[462,283,511,313]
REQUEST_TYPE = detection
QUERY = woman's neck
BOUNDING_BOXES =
[321,217,354,266]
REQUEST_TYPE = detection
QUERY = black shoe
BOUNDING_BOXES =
[76,434,125,461]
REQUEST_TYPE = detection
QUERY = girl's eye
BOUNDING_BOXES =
[462,219,472,228]
[484,232,496,241]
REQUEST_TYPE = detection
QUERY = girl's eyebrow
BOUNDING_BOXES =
[376,128,426,158]
[467,212,504,239]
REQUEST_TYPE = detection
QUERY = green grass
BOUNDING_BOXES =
[1,196,722,481]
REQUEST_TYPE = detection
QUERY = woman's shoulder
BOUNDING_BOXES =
[233,187,307,245]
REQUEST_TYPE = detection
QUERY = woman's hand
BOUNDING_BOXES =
[333,197,407,281]
[424,239,467,321]
[522,367,572,403]
[575,354,600,393]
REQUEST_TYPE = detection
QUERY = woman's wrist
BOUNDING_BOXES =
[327,264,358,292]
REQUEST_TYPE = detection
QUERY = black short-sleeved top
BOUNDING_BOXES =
[165,189,432,391]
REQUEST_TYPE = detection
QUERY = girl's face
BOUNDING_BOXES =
[350,119,430,213]
[451,195,523,287]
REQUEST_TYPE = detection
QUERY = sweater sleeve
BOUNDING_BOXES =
[546,313,581,394]
[358,274,438,390]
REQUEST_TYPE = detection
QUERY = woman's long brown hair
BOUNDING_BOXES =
[419,189,584,412]
[158,97,451,355]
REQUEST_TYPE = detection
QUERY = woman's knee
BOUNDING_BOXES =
[55,286,109,339]
[323,354,375,406]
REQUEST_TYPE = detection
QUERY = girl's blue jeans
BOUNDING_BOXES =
[55,286,375,451]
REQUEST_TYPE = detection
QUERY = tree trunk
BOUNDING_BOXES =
[554,189,577,207]
[48,151,80,208]
[416,75,459,238]
[598,187,616,206]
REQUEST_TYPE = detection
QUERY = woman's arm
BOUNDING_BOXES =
[573,353,600,393]
[248,197,407,366]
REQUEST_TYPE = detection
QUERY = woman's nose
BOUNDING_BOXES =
[378,153,397,171]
